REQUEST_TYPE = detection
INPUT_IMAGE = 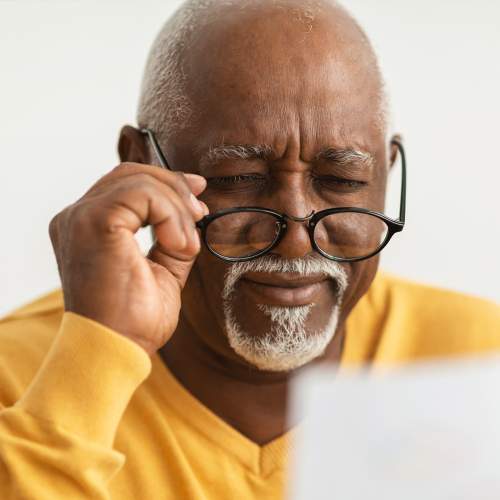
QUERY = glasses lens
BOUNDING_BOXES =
[314,212,389,259]
[205,211,281,259]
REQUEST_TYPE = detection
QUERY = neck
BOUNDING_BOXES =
[159,313,346,445]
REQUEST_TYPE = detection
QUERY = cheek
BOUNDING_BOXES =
[339,257,380,321]
[180,248,230,338]
[366,174,388,213]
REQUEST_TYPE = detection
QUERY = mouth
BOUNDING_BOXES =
[239,272,332,307]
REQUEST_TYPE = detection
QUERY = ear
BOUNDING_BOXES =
[118,125,149,164]
[389,133,403,171]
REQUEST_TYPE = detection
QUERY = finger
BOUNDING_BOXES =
[84,181,194,254]
[140,172,207,221]
[167,173,208,218]
[88,163,206,198]
[183,173,207,195]
[91,172,206,223]
[155,217,201,258]
[147,239,199,288]
[112,178,201,250]
[118,178,201,251]
[87,174,203,253]
[198,200,209,216]
[154,179,206,223]
[157,183,203,247]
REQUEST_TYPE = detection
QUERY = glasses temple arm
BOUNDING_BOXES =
[391,138,407,225]
[140,128,172,171]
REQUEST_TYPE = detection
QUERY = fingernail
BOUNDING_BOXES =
[190,192,203,212]
[185,173,206,183]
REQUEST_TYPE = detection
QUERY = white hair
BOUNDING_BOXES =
[221,254,348,372]
[136,0,390,145]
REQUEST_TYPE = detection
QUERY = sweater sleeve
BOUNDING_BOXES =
[0,312,152,500]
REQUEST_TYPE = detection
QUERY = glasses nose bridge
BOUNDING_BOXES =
[267,208,316,260]
[284,210,316,224]
[280,210,316,254]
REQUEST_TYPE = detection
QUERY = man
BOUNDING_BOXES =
[0,0,498,498]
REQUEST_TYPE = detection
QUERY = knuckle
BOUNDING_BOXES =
[66,203,90,232]
[112,161,137,172]
[181,209,196,229]
[48,214,59,239]
[98,208,126,234]
[71,202,123,235]
[48,213,64,249]
[171,172,191,196]
[117,172,157,192]
[107,162,145,179]
[108,163,131,176]
[124,181,159,204]
[119,161,136,168]
[49,206,74,240]
[135,172,156,186]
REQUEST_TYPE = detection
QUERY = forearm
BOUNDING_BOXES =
[0,407,123,500]
[0,312,151,499]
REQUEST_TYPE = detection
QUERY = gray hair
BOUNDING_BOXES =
[137,0,390,147]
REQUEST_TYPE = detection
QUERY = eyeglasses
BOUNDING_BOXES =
[141,128,406,263]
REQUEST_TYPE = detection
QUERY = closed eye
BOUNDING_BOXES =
[313,175,368,191]
[206,174,266,188]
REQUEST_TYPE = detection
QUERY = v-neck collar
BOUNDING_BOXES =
[149,354,295,477]
[145,273,385,475]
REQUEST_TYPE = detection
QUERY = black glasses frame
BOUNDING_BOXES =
[140,128,407,263]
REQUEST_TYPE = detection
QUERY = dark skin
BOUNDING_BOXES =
[119,4,397,444]
[49,0,397,448]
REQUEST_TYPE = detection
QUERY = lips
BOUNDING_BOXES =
[239,272,331,306]
[243,272,328,288]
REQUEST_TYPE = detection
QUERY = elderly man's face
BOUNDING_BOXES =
[152,5,389,371]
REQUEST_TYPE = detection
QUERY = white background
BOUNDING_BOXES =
[1,0,499,315]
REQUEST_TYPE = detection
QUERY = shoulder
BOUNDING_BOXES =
[366,272,499,361]
[0,290,64,406]
[375,272,498,324]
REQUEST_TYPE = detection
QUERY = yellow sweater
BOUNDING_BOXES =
[0,272,498,500]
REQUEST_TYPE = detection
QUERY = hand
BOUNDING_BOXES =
[49,162,208,355]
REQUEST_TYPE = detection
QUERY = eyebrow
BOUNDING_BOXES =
[198,143,375,172]
[315,148,375,168]
[199,144,274,172]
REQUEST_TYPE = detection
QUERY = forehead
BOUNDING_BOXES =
[180,5,384,155]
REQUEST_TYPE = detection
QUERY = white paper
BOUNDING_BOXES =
[289,355,500,500]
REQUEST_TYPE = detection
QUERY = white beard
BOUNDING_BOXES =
[222,255,348,372]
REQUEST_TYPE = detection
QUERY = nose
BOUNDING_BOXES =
[267,185,316,259]
[272,215,315,259]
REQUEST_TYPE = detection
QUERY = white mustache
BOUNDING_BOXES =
[222,254,349,302]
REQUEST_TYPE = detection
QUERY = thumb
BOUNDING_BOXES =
[147,238,199,289]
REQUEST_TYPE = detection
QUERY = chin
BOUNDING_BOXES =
[223,300,342,372]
